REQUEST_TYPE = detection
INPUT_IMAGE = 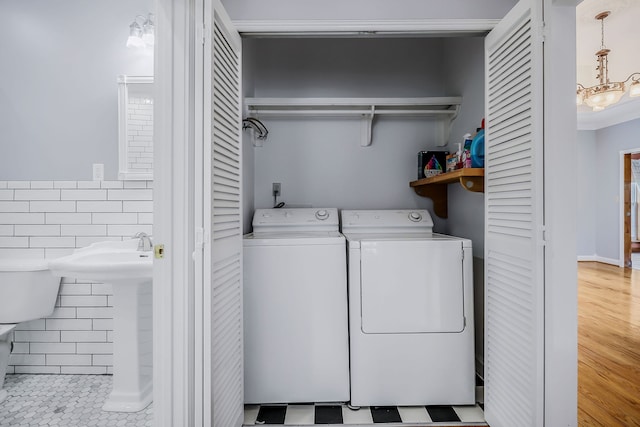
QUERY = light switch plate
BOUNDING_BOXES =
[93,164,104,181]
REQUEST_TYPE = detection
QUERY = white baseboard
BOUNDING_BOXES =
[578,255,621,266]
[596,256,621,266]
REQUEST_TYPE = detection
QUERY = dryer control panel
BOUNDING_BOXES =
[341,209,434,234]
[252,208,340,233]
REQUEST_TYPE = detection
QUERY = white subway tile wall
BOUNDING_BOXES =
[0,180,153,374]
[127,96,154,175]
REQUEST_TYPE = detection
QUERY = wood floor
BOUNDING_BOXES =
[578,262,640,426]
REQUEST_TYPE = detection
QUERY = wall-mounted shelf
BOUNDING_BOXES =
[410,168,484,218]
[244,97,461,147]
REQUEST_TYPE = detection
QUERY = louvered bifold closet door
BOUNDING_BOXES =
[204,2,243,427]
[484,1,544,427]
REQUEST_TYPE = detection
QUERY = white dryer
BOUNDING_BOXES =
[243,208,350,404]
[342,209,475,407]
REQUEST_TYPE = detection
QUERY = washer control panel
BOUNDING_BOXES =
[408,212,423,222]
[315,209,330,220]
[253,208,339,232]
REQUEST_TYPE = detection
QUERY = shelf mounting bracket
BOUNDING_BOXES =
[360,105,375,147]
[435,104,461,147]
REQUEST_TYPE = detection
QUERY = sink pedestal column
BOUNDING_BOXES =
[102,277,153,412]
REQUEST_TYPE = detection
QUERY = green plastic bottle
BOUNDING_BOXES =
[471,119,485,168]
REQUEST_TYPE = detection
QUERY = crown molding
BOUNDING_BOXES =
[577,98,640,130]
[233,19,500,37]
[553,0,581,6]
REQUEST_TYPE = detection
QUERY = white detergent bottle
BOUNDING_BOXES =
[456,142,463,168]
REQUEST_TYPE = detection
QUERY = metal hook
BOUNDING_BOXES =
[243,117,269,147]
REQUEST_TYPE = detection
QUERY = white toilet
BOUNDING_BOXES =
[0,259,61,404]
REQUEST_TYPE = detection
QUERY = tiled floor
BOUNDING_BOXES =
[0,374,152,427]
[243,403,487,426]
[1,374,484,426]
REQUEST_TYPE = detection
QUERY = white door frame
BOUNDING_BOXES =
[155,0,243,425]
[152,4,577,426]
[233,18,499,36]
[542,1,579,425]
[153,0,198,425]
[619,148,640,268]
[152,14,508,427]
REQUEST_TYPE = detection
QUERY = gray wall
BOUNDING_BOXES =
[0,0,154,180]
[243,37,481,234]
[248,38,449,98]
[242,40,256,232]
[440,37,486,374]
[442,37,486,259]
[576,130,596,257]
[222,0,517,21]
[593,119,640,261]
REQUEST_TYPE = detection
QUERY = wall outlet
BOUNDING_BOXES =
[93,163,104,181]
[272,182,281,197]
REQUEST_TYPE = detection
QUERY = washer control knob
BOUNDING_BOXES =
[315,209,329,220]
[285,211,292,218]
[409,212,422,222]
[262,213,271,218]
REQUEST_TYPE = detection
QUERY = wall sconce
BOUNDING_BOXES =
[127,13,154,49]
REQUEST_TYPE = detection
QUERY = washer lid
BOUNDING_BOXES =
[252,208,339,233]
[244,231,345,246]
[341,209,433,234]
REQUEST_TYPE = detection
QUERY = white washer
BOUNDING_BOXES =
[342,209,475,407]
[243,208,350,404]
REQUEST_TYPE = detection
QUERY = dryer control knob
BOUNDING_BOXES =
[315,210,329,220]
[409,212,422,222]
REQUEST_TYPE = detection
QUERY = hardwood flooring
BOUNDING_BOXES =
[578,262,640,426]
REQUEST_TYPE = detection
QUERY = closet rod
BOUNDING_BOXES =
[246,109,458,116]
[245,96,462,106]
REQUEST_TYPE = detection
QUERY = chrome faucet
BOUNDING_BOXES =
[133,232,153,252]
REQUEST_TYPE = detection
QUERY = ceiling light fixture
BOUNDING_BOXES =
[576,11,640,112]
[127,13,154,49]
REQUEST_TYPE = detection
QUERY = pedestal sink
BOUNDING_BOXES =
[48,238,153,412]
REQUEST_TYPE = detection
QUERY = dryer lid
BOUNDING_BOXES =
[341,209,433,234]
[359,239,464,334]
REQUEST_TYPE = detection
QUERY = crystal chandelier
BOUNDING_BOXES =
[576,11,640,112]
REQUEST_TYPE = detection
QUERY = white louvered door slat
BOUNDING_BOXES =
[484,1,544,426]
[201,2,243,426]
